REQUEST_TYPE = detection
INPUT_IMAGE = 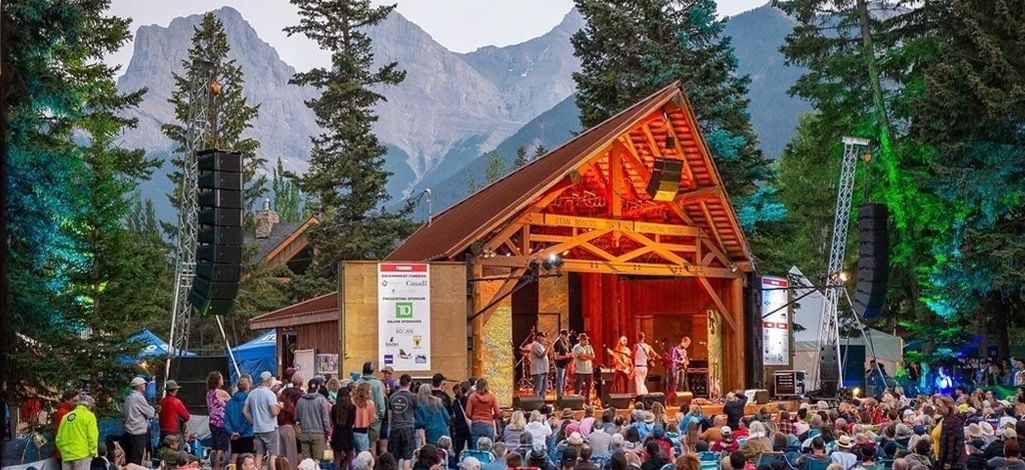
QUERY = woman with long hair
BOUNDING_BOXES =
[415,383,451,446]
[353,382,377,456]
[935,395,966,470]
[465,379,500,449]
[206,371,232,470]
[502,410,527,448]
[330,386,356,470]
[650,402,668,427]
[325,378,341,405]
[450,381,472,456]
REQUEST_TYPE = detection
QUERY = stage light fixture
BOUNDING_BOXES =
[838,271,849,282]
[542,253,564,273]
[665,134,676,151]
[851,387,861,398]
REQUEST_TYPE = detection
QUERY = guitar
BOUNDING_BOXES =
[606,347,633,377]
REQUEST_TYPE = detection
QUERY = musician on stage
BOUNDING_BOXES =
[530,331,550,398]
[607,336,632,393]
[572,333,595,404]
[553,330,572,399]
[670,336,691,392]
[633,332,660,395]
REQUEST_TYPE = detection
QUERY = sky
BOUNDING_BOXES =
[107,0,767,74]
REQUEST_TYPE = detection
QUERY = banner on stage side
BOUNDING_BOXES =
[379,263,431,371]
[761,276,790,366]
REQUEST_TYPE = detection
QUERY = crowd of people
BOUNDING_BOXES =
[45,361,1025,470]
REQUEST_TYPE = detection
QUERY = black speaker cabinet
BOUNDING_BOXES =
[855,203,890,319]
[646,159,683,201]
[513,396,546,412]
[558,395,585,410]
[607,393,635,409]
[642,393,666,408]
[687,369,709,398]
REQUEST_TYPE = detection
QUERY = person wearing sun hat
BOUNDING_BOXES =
[980,421,997,445]
[831,435,858,469]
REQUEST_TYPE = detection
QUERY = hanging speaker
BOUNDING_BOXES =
[646,159,683,201]
[191,149,243,316]
[854,203,889,319]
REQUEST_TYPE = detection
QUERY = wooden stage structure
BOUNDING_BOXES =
[388,82,760,406]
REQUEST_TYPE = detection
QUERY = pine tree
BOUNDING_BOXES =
[533,144,548,160]
[571,0,783,231]
[286,0,414,268]
[162,13,266,224]
[484,150,506,183]
[466,170,481,193]
[514,144,529,168]
[272,157,303,223]
[5,0,161,407]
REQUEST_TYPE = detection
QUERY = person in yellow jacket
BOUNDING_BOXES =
[56,395,99,470]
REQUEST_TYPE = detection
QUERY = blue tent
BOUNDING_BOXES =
[231,330,276,382]
[123,330,194,364]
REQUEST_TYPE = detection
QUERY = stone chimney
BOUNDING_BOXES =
[254,198,279,239]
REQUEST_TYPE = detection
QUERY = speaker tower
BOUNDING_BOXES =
[854,203,889,319]
[189,150,243,315]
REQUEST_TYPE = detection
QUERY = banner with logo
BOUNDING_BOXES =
[761,276,790,366]
[379,263,431,371]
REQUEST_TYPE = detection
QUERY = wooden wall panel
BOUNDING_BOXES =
[339,261,468,382]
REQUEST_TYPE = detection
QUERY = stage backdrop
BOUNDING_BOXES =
[339,261,468,381]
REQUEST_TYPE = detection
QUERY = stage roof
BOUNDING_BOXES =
[387,82,752,267]
[249,291,338,329]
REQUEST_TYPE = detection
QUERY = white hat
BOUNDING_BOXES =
[130,377,147,387]
[568,432,584,446]
[721,426,732,436]
[260,371,273,381]
[297,459,319,470]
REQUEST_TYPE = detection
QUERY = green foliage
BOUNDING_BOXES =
[514,145,529,168]
[5,0,163,407]
[272,157,303,223]
[466,170,481,193]
[571,0,784,232]
[286,0,415,270]
[162,13,267,224]
[533,144,548,160]
[484,150,507,183]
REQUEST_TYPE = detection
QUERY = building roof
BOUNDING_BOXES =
[387,82,753,265]
[247,222,303,262]
[249,291,338,329]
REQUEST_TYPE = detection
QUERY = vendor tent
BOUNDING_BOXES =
[125,329,194,363]
[231,330,276,382]
[789,267,904,388]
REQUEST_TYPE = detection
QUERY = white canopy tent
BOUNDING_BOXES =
[789,267,904,388]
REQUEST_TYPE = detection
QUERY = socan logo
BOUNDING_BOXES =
[395,302,413,318]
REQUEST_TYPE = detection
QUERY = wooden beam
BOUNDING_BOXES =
[699,200,728,255]
[533,228,612,259]
[699,237,731,268]
[530,233,697,253]
[697,277,738,332]
[523,213,702,237]
[660,111,697,187]
[483,221,526,252]
[532,179,575,210]
[676,186,723,204]
[614,246,655,263]
[482,256,742,278]
[619,230,688,266]
[579,242,619,262]
[609,138,623,218]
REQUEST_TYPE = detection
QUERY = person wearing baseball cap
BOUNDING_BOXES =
[159,380,191,445]
[122,377,155,465]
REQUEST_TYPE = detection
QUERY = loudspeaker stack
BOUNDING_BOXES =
[189,149,243,315]
[854,203,890,319]
[646,159,683,201]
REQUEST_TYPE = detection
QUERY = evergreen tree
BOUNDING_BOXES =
[5,0,161,407]
[272,157,303,223]
[466,170,481,193]
[484,150,506,183]
[162,13,267,224]
[514,144,529,168]
[571,0,783,231]
[286,0,414,268]
[121,199,174,336]
[533,144,548,160]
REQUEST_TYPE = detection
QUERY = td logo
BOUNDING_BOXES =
[395,302,413,318]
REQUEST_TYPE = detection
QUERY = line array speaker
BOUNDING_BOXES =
[854,203,889,319]
[189,149,243,315]
[645,159,683,201]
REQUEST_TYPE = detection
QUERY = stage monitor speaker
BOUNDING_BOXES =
[513,396,546,412]
[607,393,635,409]
[641,393,666,408]
[646,159,683,201]
[744,389,770,405]
[854,203,889,319]
[558,395,585,410]
[675,392,694,407]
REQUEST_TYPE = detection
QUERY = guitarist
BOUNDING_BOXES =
[552,329,572,400]
[633,332,660,395]
[607,336,633,393]
[670,336,691,392]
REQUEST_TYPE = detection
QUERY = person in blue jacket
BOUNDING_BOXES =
[224,376,255,467]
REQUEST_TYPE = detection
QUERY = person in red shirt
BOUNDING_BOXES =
[160,380,191,443]
[53,390,80,461]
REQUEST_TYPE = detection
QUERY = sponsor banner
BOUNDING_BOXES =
[379,263,431,371]
[761,276,790,366]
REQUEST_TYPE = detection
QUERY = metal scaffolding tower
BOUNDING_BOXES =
[165,59,214,384]
[813,136,870,391]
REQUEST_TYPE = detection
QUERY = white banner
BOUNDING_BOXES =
[761,276,790,366]
[378,263,431,371]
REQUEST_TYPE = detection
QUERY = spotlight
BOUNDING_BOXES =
[851,387,861,398]
[838,271,849,282]
[542,253,564,273]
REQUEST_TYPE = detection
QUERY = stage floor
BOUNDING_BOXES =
[510,390,802,417]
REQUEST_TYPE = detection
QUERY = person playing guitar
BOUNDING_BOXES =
[552,329,572,399]
[670,336,691,392]
[633,332,660,395]
[607,336,633,393]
